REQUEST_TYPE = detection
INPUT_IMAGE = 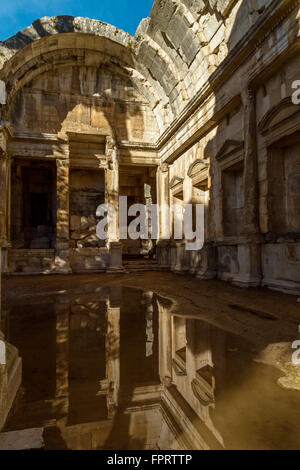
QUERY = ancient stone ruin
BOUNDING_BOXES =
[0,0,300,438]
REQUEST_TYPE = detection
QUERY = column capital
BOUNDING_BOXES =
[0,122,13,153]
[159,162,169,173]
[105,136,119,170]
[56,158,69,169]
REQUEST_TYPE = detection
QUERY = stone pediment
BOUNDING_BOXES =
[258,97,300,136]
[169,176,184,190]
[187,159,209,178]
[215,140,244,161]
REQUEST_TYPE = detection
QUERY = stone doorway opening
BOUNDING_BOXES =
[11,161,57,250]
[119,166,157,268]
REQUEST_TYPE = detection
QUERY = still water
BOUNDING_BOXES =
[2,285,300,450]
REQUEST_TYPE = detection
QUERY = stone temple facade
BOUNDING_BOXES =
[0,0,299,439]
[1,0,300,293]
[0,5,299,294]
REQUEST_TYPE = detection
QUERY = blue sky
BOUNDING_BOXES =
[0,0,155,41]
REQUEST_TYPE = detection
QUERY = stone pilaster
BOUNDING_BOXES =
[239,88,262,287]
[105,137,123,272]
[0,124,11,273]
[156,163,171,267]
[55,159,71,273]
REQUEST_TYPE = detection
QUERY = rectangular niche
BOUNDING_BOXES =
[69,169,105,248]
[222,161,244,237]
[267,135,300,234]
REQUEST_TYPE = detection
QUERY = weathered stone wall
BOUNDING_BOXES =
[155,0,300,293]
[9,65,158,143]
[0,1,299,292]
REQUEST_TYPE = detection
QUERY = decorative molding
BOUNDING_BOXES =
[172,358,187,377]
[187,159,209,177]
[191,377,214,406]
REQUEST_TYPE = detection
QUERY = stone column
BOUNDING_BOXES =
[156,163,170,267]
[0,125,21,431]
[239,88,262,287]
[55,159,71,273]
[0,139,11,274]
[105,137,123,272]
[0,153,6,325]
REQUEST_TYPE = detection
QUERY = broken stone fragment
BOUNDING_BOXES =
[80,216,89,231]
[70,215,81,231]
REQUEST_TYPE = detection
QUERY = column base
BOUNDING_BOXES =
[108,242,123,272]
[54,249,72,274]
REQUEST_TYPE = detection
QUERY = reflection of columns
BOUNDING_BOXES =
[105,302,120,418]
[55,297,69,415]
[142,291,154,357]
[157,298,173,387]
[105,137,122,271]
[156,163,170,267]
[55,159,71,273]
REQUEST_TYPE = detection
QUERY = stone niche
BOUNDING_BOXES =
[222,161,244,237]
[267,136,300,234]
[262,132,300,293]
[69,169,105,249]
[69,169,108,273]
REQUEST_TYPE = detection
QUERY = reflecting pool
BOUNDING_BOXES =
[2,285,300,450]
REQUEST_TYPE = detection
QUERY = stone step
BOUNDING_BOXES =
[124,264,169,272]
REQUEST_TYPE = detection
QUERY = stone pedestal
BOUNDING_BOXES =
[157,240,171,267]
[107,242,124,273]
[172,241,190,274]
[194,243,217,280]
[233,242,262,288]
